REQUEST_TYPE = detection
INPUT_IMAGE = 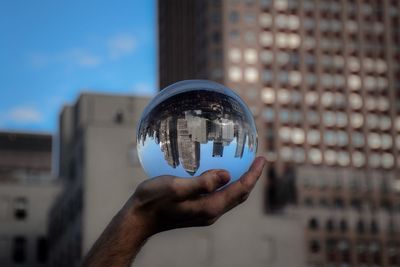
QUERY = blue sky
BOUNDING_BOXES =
[0,0,156,133]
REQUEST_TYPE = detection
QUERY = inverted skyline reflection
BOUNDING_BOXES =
[137,80,258,181]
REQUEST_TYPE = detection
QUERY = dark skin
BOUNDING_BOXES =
[82,156,266,267]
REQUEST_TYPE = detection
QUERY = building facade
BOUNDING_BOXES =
[0,132,61,267]
[158,0,400,266]
[48,92,305,267]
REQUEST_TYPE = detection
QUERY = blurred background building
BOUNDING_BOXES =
[158,0,400,266]
[0,132,61,267]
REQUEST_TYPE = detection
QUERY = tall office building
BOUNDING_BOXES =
[158,0,400,266]
[0,132,61,267]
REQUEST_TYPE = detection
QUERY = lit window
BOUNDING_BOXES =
[244,49,257,64]
[305,92,318,106]
[363,57,374,71]
[352,151,365,167]
[348,75,362,90]
[351,113,364,128]
[277,89,290,104]
[377,97,389,112]
[244,67,259,83]
[349,93,363,109]
[325,150,337,165]
[261,87,275,104]
[260,50,273,64]
[274,0,288,10]
[260,32,273,47]
[348,57,360,72]
[289,71,302,86]
[307,129,320,145]
[291,128,305,144]
[375,59,387,74]
[228,66,242,82]
[288,15,300,30]
[352,132,365,147]
[368,133,381,149]
[381,134,393,150]
[309,148,322,164]
[288,33,301,49]
[229,48,241,63]
[259,13,273,28]
[337,151,350,166]
[382,153,394,169]
[279,127,291,142]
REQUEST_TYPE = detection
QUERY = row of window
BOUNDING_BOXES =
[280,146,395,168]
[279,127,396,149]
[262,89,390,112]
[308,217,385,234]
[263,108,395,132]
[0,236,48,264]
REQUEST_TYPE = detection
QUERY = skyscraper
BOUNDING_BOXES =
[158,0,400,265]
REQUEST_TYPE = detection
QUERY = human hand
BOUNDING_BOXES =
[124,156,266,237]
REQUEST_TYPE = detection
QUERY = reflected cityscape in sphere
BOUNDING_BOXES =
[137,80,258,181]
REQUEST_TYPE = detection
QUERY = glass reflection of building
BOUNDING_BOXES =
[138,92,255,175]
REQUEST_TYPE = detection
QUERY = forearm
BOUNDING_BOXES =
[81,202,150,267]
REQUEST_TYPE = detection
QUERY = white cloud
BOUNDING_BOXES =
[131,82,155,96]
[108,33,136,60]
[68,49,102,67]
[7,106,43,124]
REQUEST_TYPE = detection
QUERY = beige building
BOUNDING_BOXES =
[0,132,61,267]
[48,92,306,267]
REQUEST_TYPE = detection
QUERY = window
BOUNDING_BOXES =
[351,113,364,128]
[259,13,272,28]
[37,237,48,263]
[309,240,321,253]
[13,236,26,263]
[305,92,318,106]
[291,128,305,144]
[244,49,257,64]
[228,48,241,63]
[260,32,273,47]
[326,219,335,232]
[260,50,273,64]
[325,150,337,165]
[14,197,27,220]
[228,66,242,82]
[309,148,322,164]
[244,67,258,83]
[348,75,362,90]
[229,11,239,23]
[382,153,394,169]
[307,129,320,145]
[262,88,275,104]
[309,217,319,230]
[368,133,381,149]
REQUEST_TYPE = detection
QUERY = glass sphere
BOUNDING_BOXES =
[137,80,258,182]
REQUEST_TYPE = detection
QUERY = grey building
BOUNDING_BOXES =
[0,132,61,267]
[48,92,306,267]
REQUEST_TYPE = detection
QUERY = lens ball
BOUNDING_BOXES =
[137,80,258,182]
